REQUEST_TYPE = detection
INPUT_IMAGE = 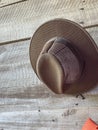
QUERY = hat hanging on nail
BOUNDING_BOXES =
[29,19,98,94]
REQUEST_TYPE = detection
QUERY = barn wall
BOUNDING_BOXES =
[0,0,98,129]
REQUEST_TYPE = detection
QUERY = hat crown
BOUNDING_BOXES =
[48,38,83,84]
[36,37,84,93]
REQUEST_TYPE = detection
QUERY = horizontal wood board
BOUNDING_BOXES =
[0,0,98,129]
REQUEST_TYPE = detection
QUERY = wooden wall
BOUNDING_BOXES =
[0,0,98,129]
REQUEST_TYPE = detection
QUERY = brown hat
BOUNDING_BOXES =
[29,19,98,94]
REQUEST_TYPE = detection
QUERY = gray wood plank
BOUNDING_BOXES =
[0,0,98,44]
[0,0,27,8]
[0,107,98,130]
[0,1,98,129]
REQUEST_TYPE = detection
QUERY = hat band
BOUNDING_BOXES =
[53,37,85,73]
[44,37,85,84]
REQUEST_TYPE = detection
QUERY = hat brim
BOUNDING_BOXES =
[29,19,98,94]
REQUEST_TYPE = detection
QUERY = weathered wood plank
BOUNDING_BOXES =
[0,1,98,129]
[0,0,27,8]
[0,40,42,98]
[86,27,98,45]
[0,94,98,112]
[0,107,98,130]
[0,0,98,43]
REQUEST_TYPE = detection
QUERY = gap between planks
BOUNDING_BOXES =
[0,0,28,8]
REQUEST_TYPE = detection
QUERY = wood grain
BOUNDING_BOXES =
[0,0,98,44]
[0,0,98,129]
[0,107,98,130]
[0,0,27,8]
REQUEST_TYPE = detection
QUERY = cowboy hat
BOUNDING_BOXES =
[29,19,98,94]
